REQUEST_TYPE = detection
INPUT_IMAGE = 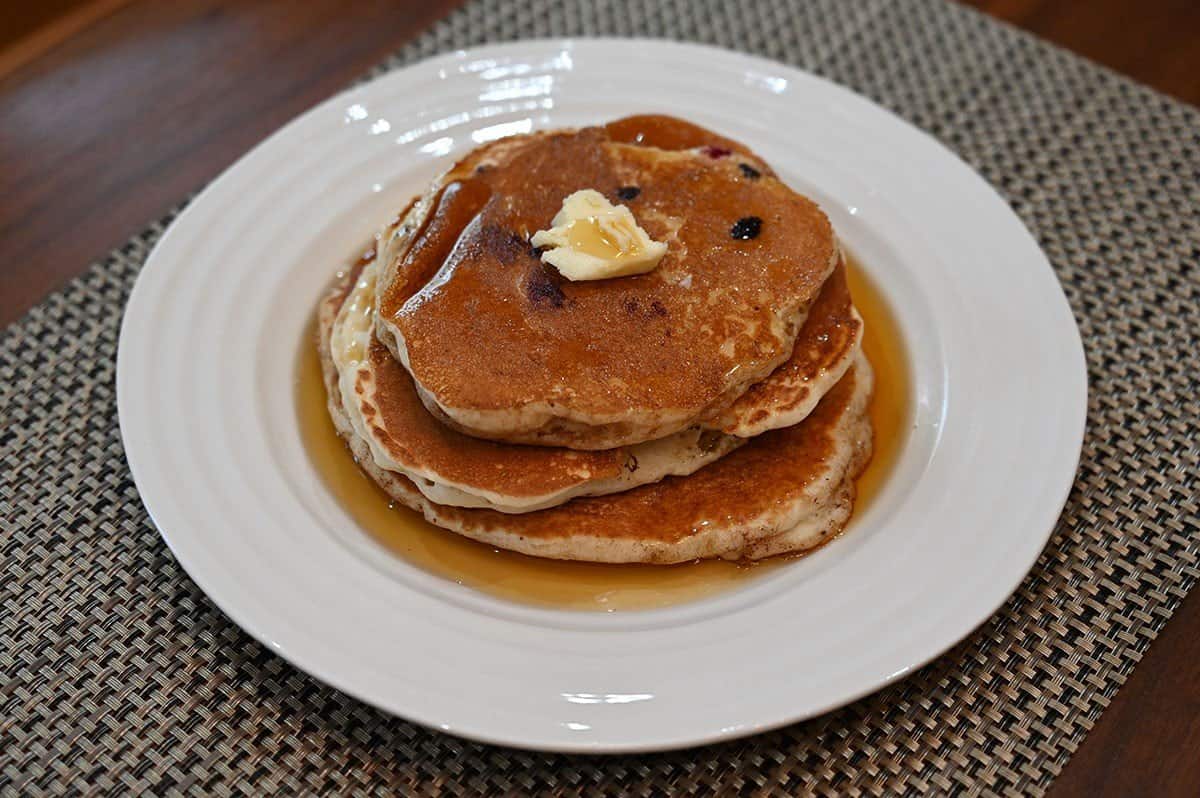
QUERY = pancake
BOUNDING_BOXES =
[373,115,838,450]
[322,262,743,513]
[322,294,874,561]
[704,257,863,437]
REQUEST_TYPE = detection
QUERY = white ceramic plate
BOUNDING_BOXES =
[118,39,1086,753]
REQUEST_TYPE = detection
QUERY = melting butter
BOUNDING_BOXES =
[531,189,667,280]
[330,265,376,367]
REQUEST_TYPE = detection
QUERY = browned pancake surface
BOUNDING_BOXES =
[361,338,632,496]
[428,363,865,543]
[710,259,862,434]
[319,260,872,562]
[327,259,629,499]
[603,114,770,169]
[378,115,836,440]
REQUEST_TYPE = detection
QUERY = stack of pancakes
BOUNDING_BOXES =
[318,115,873,563]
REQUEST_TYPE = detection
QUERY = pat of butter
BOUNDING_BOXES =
[531,189,667,281]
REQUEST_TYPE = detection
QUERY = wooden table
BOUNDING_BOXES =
[2,1,1197,793]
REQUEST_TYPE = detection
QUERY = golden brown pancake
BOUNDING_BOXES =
[322,262,743,513]
[374,115,838,450]
[323,273,873,561]
[602,114,760,154]
[327,254,860,515]
[425,357,872,562]
[705,258,863,437]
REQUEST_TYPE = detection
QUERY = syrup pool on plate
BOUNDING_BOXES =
[295,250,909,611]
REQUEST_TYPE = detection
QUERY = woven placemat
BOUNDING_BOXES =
[3,0,1199,794]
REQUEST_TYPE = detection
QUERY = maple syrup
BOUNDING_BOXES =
[845,254,908,512]
[294,251,909,611]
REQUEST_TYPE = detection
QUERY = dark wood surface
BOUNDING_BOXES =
[2,1,1197,794]
[0,0,462,326]
[961,0,1200,106]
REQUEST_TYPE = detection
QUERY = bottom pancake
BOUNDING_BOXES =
[320,304,874,561]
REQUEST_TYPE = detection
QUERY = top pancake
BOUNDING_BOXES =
[374,115,838,449]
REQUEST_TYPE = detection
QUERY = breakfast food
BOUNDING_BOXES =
[374,119,837,450]
[317,114,873,563]
[322,261,743,513]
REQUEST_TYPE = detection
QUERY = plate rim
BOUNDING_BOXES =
[117,36,1088,753]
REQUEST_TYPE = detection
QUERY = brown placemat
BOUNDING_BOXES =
[3,0,1199,794]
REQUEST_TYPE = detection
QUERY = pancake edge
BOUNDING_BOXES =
[322,266,746,514]
[372,128,839,450]
[320,316,875,562]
